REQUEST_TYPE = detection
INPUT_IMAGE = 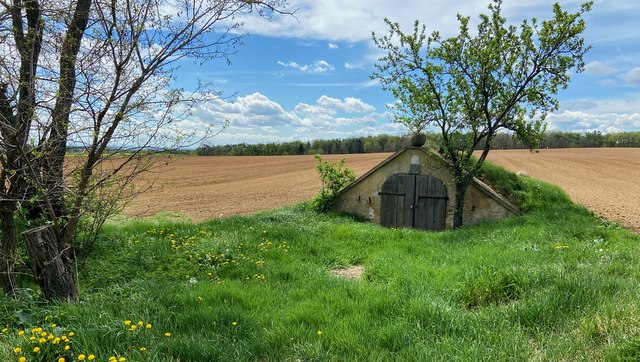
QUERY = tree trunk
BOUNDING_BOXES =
[453,181,470,228]
[0,205,18,297]
[47,0,93,231]
[22,225,78,302]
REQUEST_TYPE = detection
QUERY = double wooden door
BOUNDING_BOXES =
[380,174,448,231]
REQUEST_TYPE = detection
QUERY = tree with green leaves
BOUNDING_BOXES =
[372,0,592,228]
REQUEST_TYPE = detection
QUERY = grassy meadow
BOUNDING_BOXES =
[2,164,640,361]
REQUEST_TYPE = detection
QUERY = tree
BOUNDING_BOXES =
[372,0,591,227]
[0,0,289,300]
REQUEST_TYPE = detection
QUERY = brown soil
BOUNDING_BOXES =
[124,154,389,221]
[124,148,640,232]
[483,148,640,232]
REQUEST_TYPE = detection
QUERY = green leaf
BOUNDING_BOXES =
[15,309,36,325]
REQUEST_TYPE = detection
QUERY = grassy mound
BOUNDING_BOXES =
[1,163,639,361]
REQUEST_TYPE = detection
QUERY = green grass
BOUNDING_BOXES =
[2,164,640,361]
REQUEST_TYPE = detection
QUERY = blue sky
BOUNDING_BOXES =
[174,0,640,146]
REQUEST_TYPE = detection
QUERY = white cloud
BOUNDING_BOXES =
[185,92,395,144]
[233,0,486,42]
[548,111,640,133]
[234,1,612,43]
[277,60,335,73]
[295,96,375,116]
[328,43,338,49]
[548,95,640,132]
[344,62,364,70]
[190,92,297,127]
[186,92,640,146]
[620,68,640,86]
[584,61,616,77]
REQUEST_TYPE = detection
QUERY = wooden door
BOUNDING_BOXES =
[380,174,448,231]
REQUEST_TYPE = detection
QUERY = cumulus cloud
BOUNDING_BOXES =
[186,92,640,146]
[277,60,335,73]
[190,92,298,128]
[295,96,375,116]
[186,92,396,145]
[548,95,640,133]
[547,111,640,133]
[328,43,338,49]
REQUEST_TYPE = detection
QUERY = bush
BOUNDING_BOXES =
[311,155,355,213]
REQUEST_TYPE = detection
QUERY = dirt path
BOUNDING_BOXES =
[124,148,640,232]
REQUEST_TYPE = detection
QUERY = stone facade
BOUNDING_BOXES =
[332,147,519,229]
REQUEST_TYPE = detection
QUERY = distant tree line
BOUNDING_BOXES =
[195,131,640,156]
[489,131,640,149]
[196,135,411,156]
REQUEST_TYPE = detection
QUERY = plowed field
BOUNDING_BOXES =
[485,148,640,232]
[124,153,390,221]
[124,148,640,232]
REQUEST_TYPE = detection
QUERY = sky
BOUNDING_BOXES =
[173,0,640,146]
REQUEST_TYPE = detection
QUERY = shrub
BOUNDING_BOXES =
[311,155,355,213]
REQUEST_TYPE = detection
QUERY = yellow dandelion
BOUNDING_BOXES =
[108,357,116,362]
[68,332,75,337]
[19,357,26,362]
[123,320,132,326]
[51,323,57,328]
[140,347,146,351]
[65,345,70,351]
[137,321,143,326]
[164,332,171,337]
[1,327,7,333]
[78,354,86,360]
[129,325,137,331]
[38,337,46,343]
[145,323,152,329]
[48,334,54,340]
[316,330,323,336]
[29,336,36,341]
[18,330,25,336]
[40,331,47,337]
[53,337,61,344]
[231,321,237,326]
[88,355,95,361]
[58,358,66,362]
[33,346,41,353]
[13,347,21,353]
[119,358,126,362]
